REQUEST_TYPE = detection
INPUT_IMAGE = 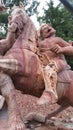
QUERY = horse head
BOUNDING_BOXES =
[8,2,27,34]
[8,2,38,44]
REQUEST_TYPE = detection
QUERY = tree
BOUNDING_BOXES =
[4,0,39,15]
[37,0,73,69]
[0,0,39,37]
[37,0,73,41]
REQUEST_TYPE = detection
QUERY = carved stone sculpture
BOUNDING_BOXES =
[0,5,15,110]
[37,23,71,105]
[0,2,73,130]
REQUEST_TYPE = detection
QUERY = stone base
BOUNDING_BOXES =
[0,90,73,130]
[0,103,8,130]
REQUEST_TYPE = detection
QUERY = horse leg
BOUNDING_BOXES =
[0,57,20,111]
[0,56,27,129]
[45,104,69,122]
[25,104,69,124]
[0,73,26,130]
[0,58,22,75]
[37,65,58,105]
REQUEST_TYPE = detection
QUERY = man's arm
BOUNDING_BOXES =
[59,46,73,56]
[50,37,72,55]
[51,44,73,56]
[55,37,70,47]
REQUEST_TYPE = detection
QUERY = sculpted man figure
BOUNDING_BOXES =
[37,23,71,105]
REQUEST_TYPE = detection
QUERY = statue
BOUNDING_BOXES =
[37,23,72,105]
[0,2,73,130]
[0,2,41,130]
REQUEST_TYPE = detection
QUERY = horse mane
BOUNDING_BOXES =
[11,3,38,52]
[21,14,38,43]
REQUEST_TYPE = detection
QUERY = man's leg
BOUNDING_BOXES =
[0,73,26,130]
[37,65,58,105]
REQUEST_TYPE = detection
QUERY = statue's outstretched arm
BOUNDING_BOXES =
[54,37,70,47]
[50,37,72,55]
[51,45,73,56]
[60,46,73,56]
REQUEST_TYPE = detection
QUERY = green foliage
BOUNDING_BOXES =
[0,12,8,23]
[4,0,39,15]
[65,56,73,70]
[0,11,9,37]
[26,1,39,16]
[38,0,73,41]
[37,0,73,69]
[4,0,26,8]
[0,0,39,37]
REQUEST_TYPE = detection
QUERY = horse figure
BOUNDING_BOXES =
[0,2,73,130]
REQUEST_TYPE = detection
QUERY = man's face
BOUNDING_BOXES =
[41,24,56,39]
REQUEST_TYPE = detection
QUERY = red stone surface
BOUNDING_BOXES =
[0,90,73,130]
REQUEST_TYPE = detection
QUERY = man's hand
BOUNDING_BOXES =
[50,45,63,54]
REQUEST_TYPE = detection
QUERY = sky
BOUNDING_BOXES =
[30,0,60,29]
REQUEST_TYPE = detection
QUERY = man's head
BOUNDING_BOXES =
[40,23,56,39]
